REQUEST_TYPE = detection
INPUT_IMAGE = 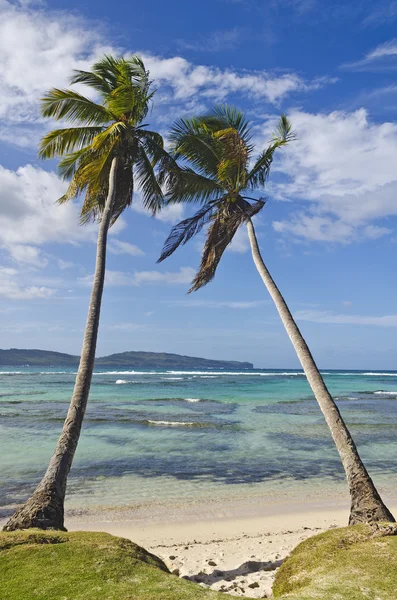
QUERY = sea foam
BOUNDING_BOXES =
[147,419,197,427]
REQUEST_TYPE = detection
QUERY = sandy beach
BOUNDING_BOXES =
[65,494,397,598]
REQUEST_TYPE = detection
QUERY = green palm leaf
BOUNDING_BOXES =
[159,105,294,291]
[169,118,220,177]
[135,145,164,214]
[40,54,167,225]
[39,127,104,159]
[41,89,113,124]
[165,167,224,204]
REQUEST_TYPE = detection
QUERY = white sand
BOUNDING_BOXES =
[67,496,394,598]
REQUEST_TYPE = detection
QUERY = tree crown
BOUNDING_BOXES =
[158,105,294,292]
[40,55,166,224]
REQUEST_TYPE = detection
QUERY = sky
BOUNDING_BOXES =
[1,0,397,369]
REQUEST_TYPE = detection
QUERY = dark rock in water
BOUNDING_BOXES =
[248,581,260,588]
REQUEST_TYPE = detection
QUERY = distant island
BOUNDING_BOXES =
[0,348,253,370]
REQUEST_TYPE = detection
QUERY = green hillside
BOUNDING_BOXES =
[0,348,253,369]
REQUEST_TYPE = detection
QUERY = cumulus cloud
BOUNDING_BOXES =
[0,0,334,151]
[0,164,98,263]
[267,108,397,242]
[295,309,397,327]
[0,0,115,130]
[0,266,55,300]
[143,53,334,105]
[7,244,48,268]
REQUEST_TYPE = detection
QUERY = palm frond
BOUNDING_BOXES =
[273,114,295,144]
[106,84,152,122]
[246,116,295,189]
[165,167,224,204]
[158,203,216,262]
[137,128,164,154]
[202,105,253,147]
[38,127,104,159]
[246,144,277,189]
[214,127,249,188]
[189,203,246,293]
[169,118,220,177]
[57,147,91,180]
[70,70,112,95]
[110,160,134,224]
[134,146,164,214]
[90,121,127,153]
[41,89,112,124]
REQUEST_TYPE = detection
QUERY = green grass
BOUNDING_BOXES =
[273,522,397,600]
[0,530,226,600]
[3,525,397,600]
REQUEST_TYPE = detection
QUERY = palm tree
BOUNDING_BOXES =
[4,55,167,532]
[158,105,394,525]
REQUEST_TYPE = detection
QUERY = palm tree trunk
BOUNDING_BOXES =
[3,157,119,532]
[246,218,394,525]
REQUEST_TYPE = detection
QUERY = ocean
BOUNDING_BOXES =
[1,367,397,519]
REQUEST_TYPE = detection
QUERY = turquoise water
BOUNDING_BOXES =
[1,367,397,517]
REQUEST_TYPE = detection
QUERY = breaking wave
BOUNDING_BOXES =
[146,420,203,427]
[363,373,397,377]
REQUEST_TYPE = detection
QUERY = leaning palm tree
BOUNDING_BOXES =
[158,105,394,525]
[4,55,167,532]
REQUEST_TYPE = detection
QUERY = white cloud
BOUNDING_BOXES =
[0,164,97,261]
[268,108,397,242]
[295,309,397,327]
[80,266,195,287]
[131,195,185,224]
[0,0,333,151]
[143,53,334,104]
[0,266,55,300]
[156,204,185,224]
[0,0,116,128]
[108,240,145,256]
[342,39,397,70]
[367,39,397,60]
[7,244,48,268]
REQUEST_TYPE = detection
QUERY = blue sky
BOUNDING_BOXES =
[1,0,397,369]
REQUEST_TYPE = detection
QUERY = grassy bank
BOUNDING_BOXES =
[0,530,225,600]
[274,522,397,600]
[2,524,396,599]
